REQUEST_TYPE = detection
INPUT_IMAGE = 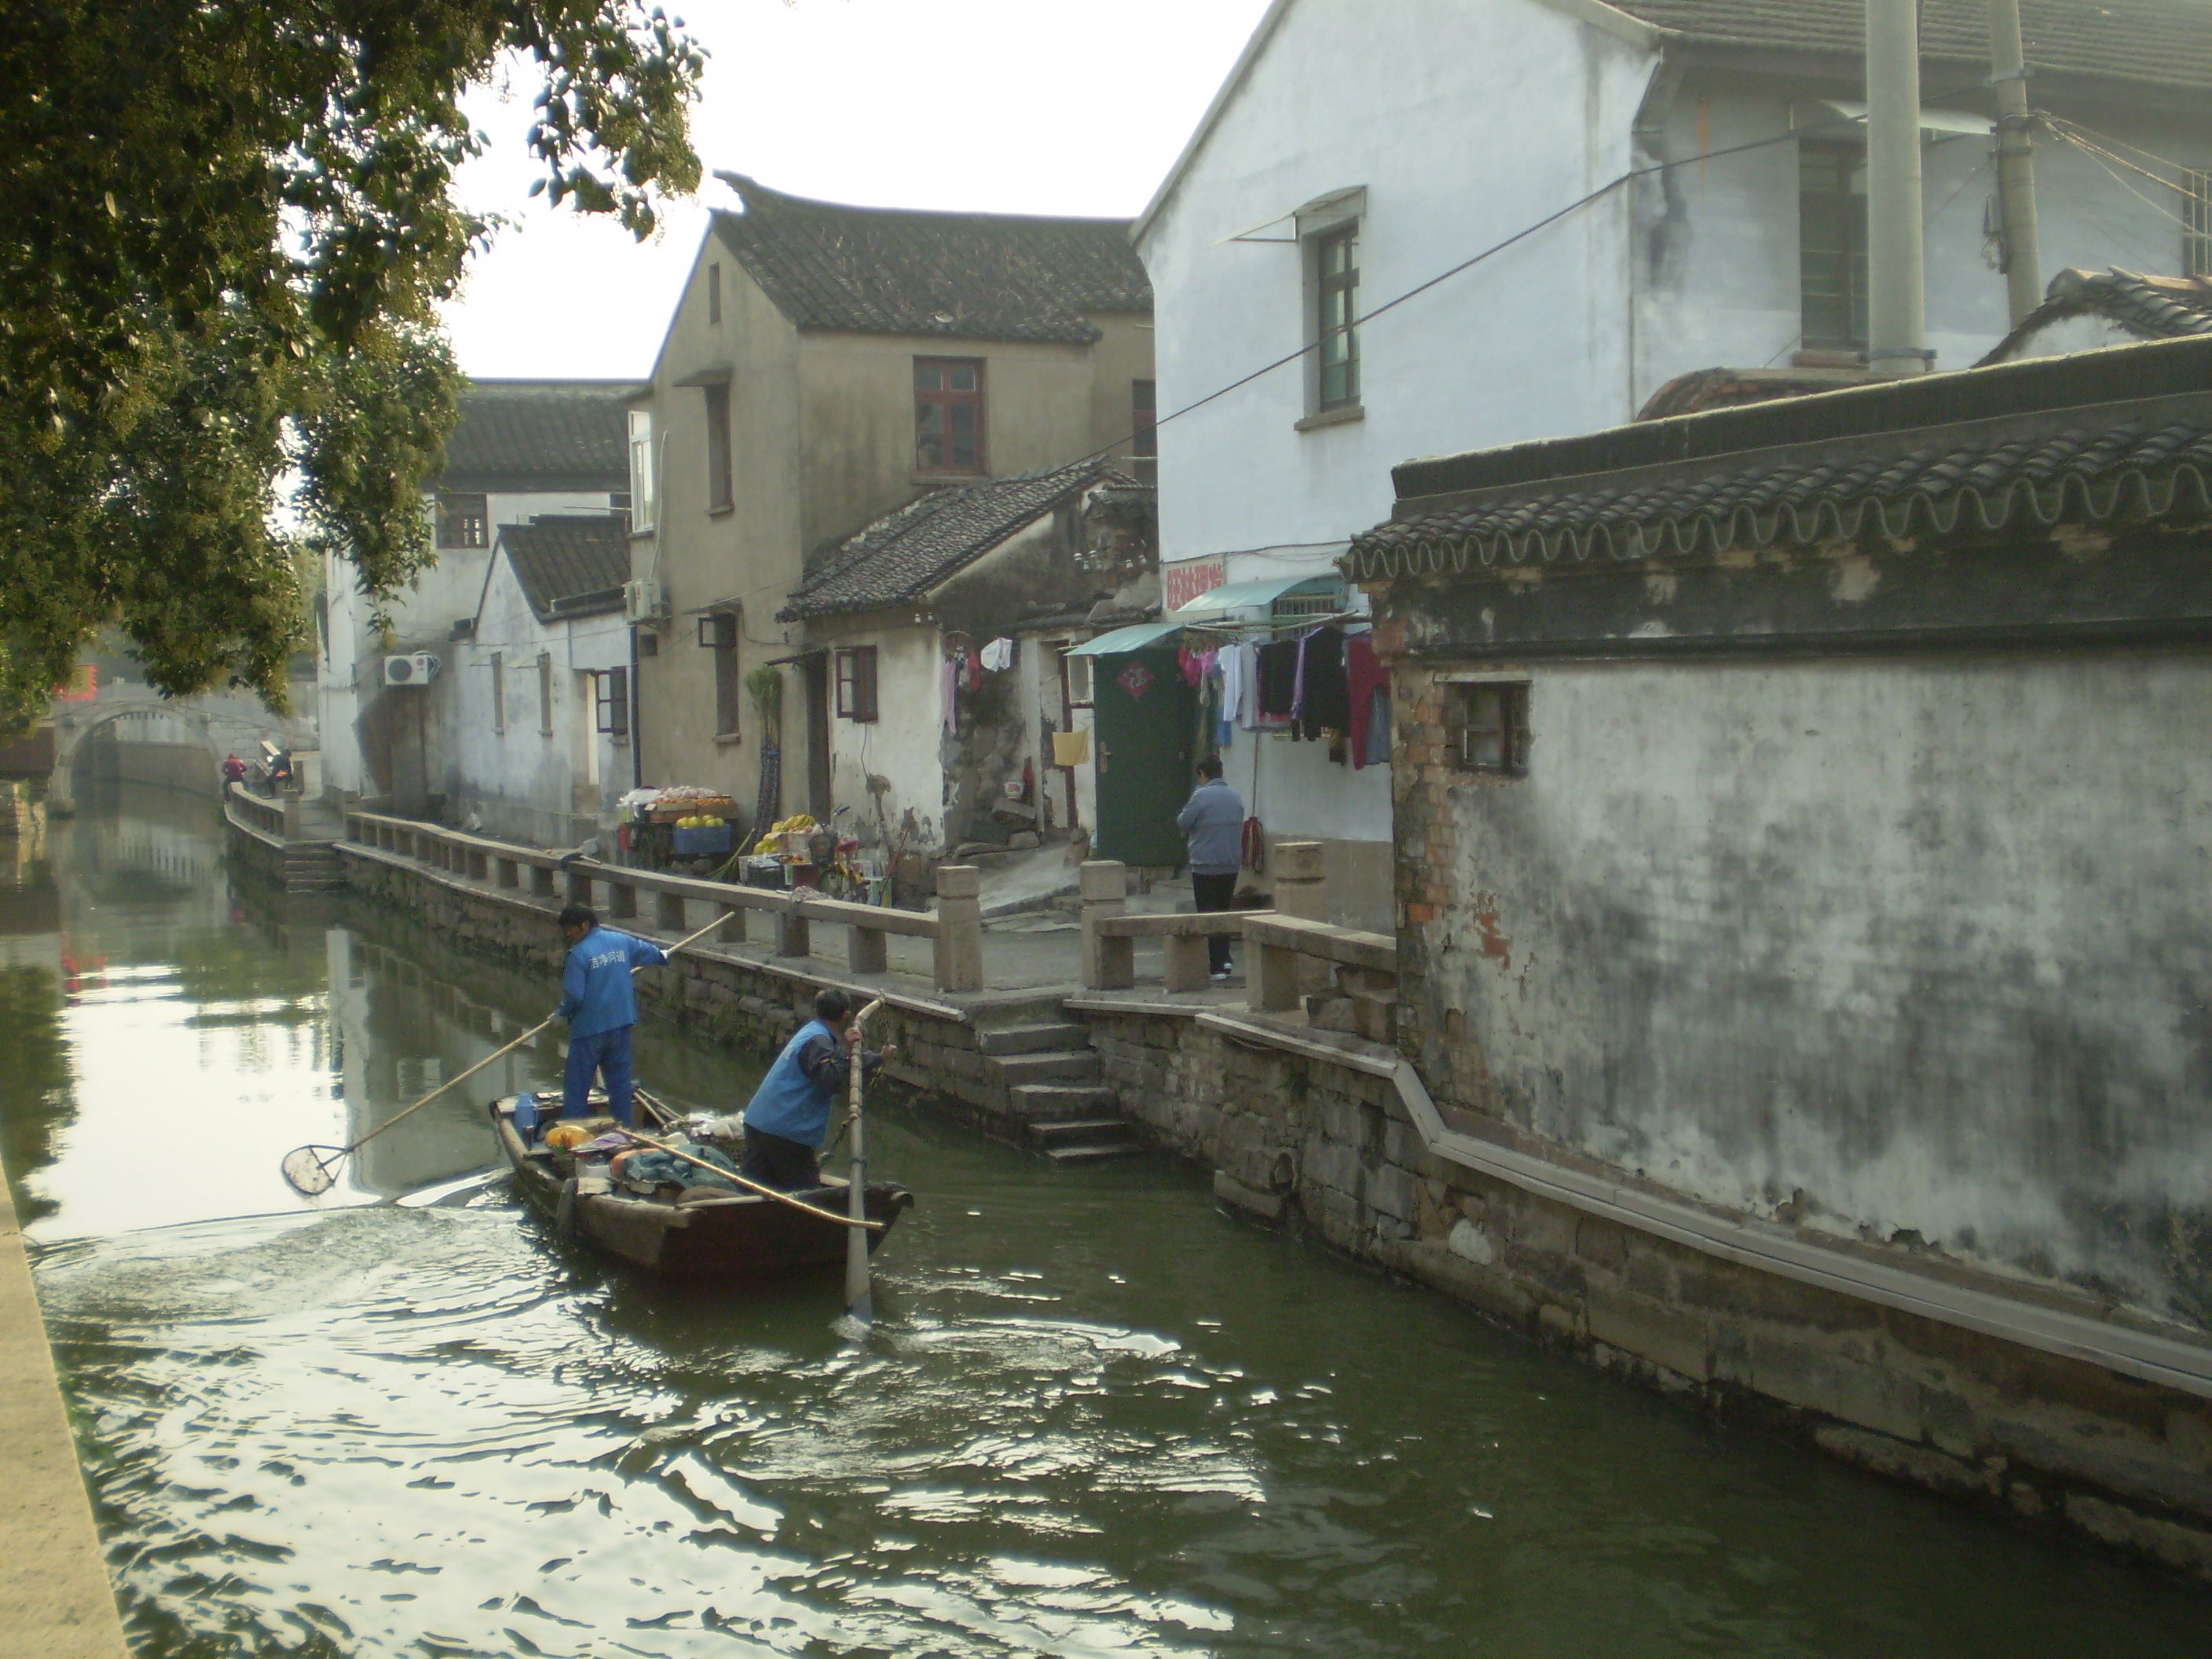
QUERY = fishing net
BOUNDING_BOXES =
[280,1146,342,1196]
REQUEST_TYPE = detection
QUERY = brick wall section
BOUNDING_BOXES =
[1089,1005,2212,1580]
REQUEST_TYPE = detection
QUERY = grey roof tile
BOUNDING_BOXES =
[498,515,632,621]
[713,175,1151,345]
[441,380,643,490]
[779,460,1130,620]
[1610,0,2212,93]
[1982,267,2212,363]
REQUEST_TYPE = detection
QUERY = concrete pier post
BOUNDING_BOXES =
[656,891,685,931]
[934,865,984,993]
[719,902,748,944]
[1272,841,1328,921]
[775,899,811,959]
[1079,860,1131,991]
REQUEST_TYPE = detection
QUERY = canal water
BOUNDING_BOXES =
[4,787,2208,1657]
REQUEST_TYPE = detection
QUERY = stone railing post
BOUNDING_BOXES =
[775,895,811,959]
[1272,840,1328,921]
[1079,859,1131,991]
[934,865,983,993]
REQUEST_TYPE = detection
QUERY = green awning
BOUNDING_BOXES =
[1064,621,1183,657]
[1170,573,1346,623]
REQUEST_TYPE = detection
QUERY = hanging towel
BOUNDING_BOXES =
[1254,639,1299,721]
[965,648,983,691]
[1219,645,1245,727]
[980,637,1016,672]
[1346,634,1390,769]
[1298,628,1350,744]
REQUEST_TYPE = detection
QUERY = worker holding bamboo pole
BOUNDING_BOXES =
[736,987,897,1189]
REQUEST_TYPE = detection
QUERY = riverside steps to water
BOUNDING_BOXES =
[217,796,2212,1588]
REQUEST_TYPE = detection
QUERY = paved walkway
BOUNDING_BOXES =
[0,1154,130,1659]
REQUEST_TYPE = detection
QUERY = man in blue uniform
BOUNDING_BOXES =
[739,988,897,1189]
[555,903,668,1126]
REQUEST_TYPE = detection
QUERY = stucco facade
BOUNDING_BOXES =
[1134,0,2212,928]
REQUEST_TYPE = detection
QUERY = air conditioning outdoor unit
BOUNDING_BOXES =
[623,579,668,624]
[383,652,441,687]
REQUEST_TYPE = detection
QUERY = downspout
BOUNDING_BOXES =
[628,624,643,790]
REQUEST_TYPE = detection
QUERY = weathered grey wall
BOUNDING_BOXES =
[1390,649,2212,1330]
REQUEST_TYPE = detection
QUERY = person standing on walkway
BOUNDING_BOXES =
[220,753,247,788]
[555,903,668,1126]
[738,988,896,1189]
[1176,755,1245,980]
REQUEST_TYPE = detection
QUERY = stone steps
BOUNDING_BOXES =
[1009,1081,1121,1122]
[993,1049,1101,1086]
[977,1021,1090,1056]
[1025,1115,1142,1156]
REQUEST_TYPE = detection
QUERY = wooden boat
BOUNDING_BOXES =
[489,1093,914,1279]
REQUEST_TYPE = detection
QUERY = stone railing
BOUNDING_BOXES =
[225,781,288,839]
[1079,841,1396,1035]
[342,808,983,994]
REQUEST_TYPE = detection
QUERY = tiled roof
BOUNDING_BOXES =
[712,174,1151,345]
[499,515,631,622]
[441,380,641,490]
[1349,336,2212,578]
[1608,0,2212,93]
[1981,268,2212,364]
[779,460,1130,621]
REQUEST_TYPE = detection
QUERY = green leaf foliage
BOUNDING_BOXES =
[0,2,705,731]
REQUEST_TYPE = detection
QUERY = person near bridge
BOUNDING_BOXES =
[738,988,896,1189]
[555,903,667,1126]
[1176,754,1245,980]
[220,753,247,787]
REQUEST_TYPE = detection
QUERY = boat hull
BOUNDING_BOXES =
[490,1101,913,1280]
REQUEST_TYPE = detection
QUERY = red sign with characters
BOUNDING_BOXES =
[1163,558,1225,613]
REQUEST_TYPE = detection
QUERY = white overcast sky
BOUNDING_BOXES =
[443,0,1273,379]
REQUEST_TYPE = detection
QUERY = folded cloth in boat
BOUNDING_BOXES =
[617,1142,742,1192]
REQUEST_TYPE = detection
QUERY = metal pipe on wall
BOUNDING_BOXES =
[1987,0,2044,326]
[1866,0,1931,377]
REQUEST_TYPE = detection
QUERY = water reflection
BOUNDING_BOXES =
[10,788,2212,1657]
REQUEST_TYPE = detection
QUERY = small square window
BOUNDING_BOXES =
[1445,682,1529,776]
[835,646,879,723]
[436,492,489,549]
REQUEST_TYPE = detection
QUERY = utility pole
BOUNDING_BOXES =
[1987,0,2044,325]
[1866,0,1931,377]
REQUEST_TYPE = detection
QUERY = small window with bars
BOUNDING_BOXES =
[2185,169,2212,279]
[437,492,489,549]
[836,646,879,722]
[1444,682,1530,777]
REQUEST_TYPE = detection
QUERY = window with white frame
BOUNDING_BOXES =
[628,408,657,533]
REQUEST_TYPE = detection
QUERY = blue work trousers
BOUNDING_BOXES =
[563,1025,636,1125]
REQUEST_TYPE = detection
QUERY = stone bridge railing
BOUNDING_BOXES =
[1079,842,1397,1039]
[342,808,984,994]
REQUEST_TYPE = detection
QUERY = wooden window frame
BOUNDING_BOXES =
[537,652,554,737]
[914,357,987,474]
[704,381,734,514]
[835,646,879,723]
[1445,681,1530,778]
[593,666,631,741]
[435,491,489,550]
[700,609,741,738]
[1314,225,1361,411]
[1799,141,1870,351]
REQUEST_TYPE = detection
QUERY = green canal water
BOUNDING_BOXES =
[4,788,2209,1657]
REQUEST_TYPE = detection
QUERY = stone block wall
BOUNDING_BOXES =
[1090,1005,2212,1580]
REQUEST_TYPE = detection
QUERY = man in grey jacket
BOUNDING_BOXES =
[1175,756,1245,980]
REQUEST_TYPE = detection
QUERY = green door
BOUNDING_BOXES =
[1091,649,1196,866]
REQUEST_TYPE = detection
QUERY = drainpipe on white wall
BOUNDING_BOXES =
[1865,0,1931,378]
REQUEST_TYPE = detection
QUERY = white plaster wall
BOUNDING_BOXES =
[821,622,945,852]
[440,552,630,846]
[318,487,616,800]
[1427,651,2212,1321]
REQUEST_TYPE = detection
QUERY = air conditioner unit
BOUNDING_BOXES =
[383,652,441,687]
[623,579,668,624]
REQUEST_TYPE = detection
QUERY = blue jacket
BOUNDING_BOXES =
[744,1019,879,1148]
[1176,778,1245,875]
[558,926,668,1038]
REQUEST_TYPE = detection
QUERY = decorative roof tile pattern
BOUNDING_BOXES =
[1609,0,2212,93]
[442,380,641,489]
[713,175,1151,345]
[1980,268,2212,364]
[780,460,1128,621]
[1350,339,2212,580]
[500,515,631,621]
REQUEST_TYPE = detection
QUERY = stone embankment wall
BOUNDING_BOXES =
[1083,1004,2212,1581]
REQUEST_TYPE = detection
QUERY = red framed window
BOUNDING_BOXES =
[914,358,985,474]
[835,646,879,722]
